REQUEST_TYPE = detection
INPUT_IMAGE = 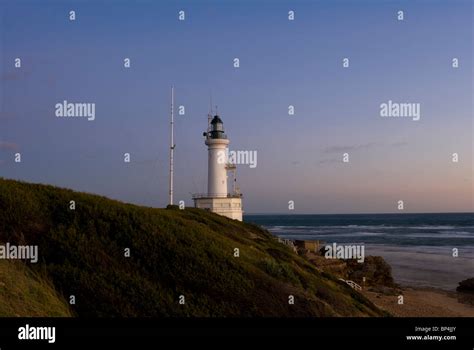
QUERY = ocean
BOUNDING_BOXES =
[245,213,474,291]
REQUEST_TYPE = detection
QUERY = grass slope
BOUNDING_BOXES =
[0,178,385,317]
[0,260,71,317]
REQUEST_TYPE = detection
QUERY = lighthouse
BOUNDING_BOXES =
[193,114,243,221]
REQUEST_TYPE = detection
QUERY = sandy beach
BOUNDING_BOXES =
[295,244,474,317]
[362,287,474,317]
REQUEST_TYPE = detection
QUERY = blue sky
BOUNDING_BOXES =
[0,0,472,214]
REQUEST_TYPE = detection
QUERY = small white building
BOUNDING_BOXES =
[193,115,243,221]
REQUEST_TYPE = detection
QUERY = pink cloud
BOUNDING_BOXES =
[0,141,19,151]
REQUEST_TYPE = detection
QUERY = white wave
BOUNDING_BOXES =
[408,225,456,230]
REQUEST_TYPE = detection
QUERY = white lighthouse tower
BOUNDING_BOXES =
[193,114,243,221]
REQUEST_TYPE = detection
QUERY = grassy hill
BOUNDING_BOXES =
[0,178,386,317]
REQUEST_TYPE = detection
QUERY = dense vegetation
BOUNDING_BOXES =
[0,178,385,317]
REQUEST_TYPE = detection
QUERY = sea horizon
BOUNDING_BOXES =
[245,211,474,216]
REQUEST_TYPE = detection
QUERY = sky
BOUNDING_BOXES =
[0,0,472,214]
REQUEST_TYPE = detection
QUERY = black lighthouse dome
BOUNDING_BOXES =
[209,115,227,139]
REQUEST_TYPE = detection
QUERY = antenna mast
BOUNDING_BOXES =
[169,86,175,205]
[208,94,212,133]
